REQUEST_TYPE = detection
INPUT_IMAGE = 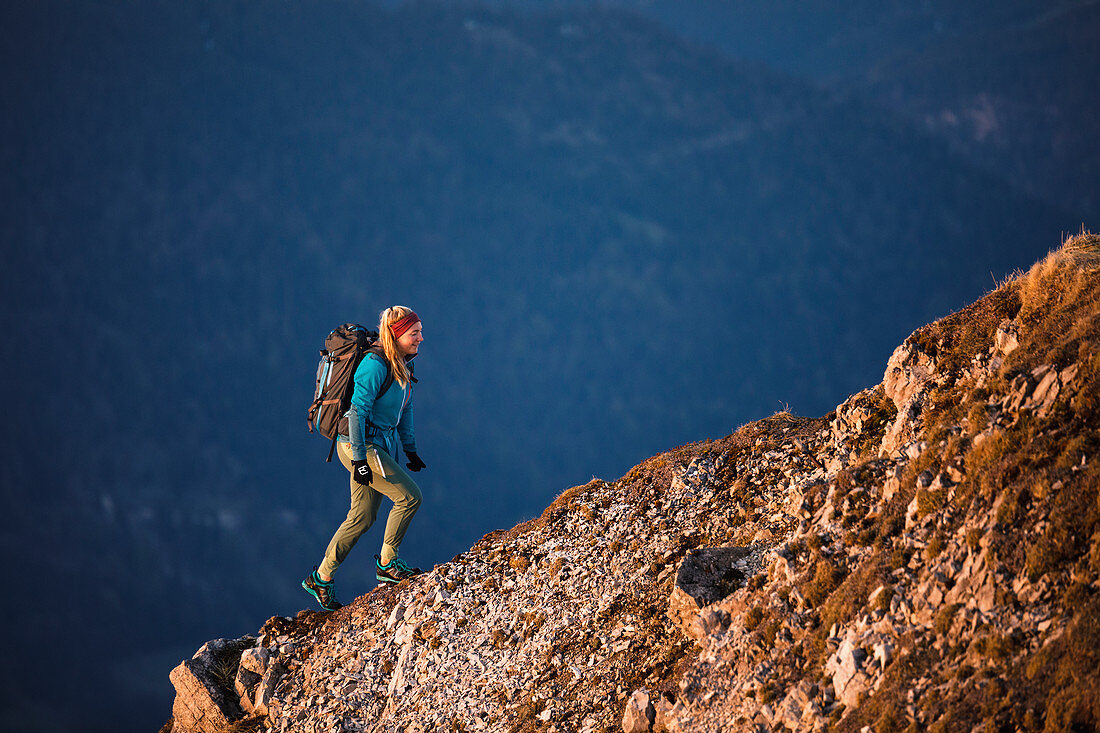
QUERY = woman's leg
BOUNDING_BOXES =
[368,449,423,564]
[318,441,383,578]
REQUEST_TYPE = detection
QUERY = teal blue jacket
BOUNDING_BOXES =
[342,352,416,461]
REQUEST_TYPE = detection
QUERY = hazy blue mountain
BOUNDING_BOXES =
[500,0,1099,212]
[0,1,1078,730]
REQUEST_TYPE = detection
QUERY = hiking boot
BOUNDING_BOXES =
[375,555,421,584]
[302,568,342,611]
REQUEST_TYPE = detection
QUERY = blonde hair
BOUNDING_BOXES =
[378,306,416,388]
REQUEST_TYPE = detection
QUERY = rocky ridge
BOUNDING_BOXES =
[167,233,1100,733]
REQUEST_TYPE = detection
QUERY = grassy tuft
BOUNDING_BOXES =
[925,533,946,560]
[802,558,844,607]
[872,585,894,613]
[934,603,962,635]
[744,606,764,631]
[916,487,947,519]
[211,655,239,691]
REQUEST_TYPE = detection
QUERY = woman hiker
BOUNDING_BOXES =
[303,306,427,611]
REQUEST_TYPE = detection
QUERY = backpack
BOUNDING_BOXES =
[307,323,397,462]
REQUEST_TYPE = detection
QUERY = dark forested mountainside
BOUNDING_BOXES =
[0,2,1080,731]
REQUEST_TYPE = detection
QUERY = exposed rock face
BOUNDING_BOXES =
[829,387,887,469]
[167,236,1100,733]
[883,340,936,407]
[880,340,936,456]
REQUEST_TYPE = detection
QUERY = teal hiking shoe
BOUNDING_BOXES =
[302,568,342,611]
[375,555,421,584]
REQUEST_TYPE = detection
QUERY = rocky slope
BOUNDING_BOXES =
[166,232,1100,732]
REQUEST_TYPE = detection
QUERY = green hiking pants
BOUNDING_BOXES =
[318,440,422,578]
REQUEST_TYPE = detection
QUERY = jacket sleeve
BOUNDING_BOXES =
[345,356,387,461]
[397,389,417,456]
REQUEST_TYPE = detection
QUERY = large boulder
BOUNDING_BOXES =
[169,637,255,733]
[825,637,872,709]
[668,547,752,640]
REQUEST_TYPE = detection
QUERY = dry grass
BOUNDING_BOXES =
[908,278,1021,375]
[1010,230,1100,371]
[1017,595,1100,731]
[802,557,845,608]
[227,717,267,733]
[490,628,510,649]
[1017,231,1100,313]
[925,533,946,560]
[815,557,887,646]
[744,606,764,631]
[210,655,240,691]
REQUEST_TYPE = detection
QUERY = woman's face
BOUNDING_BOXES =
[396,321,423,357]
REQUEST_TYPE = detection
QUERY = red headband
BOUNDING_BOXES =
[390,311,421,338]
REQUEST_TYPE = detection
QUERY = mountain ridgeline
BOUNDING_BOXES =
[167,234,1100,731]
[0,2,1084,730]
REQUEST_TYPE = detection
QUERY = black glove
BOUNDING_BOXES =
[351,459,373,486]
[405,452,426,472]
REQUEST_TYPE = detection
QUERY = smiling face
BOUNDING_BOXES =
[396,321,423,357]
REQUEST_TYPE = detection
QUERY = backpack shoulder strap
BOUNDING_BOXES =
[378,368,395,401]
[366,345,395,400]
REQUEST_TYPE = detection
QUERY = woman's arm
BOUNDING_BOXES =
[346,356,387,461]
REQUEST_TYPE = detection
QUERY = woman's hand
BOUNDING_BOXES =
[405,452,426,472]
[351,459,374,486]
